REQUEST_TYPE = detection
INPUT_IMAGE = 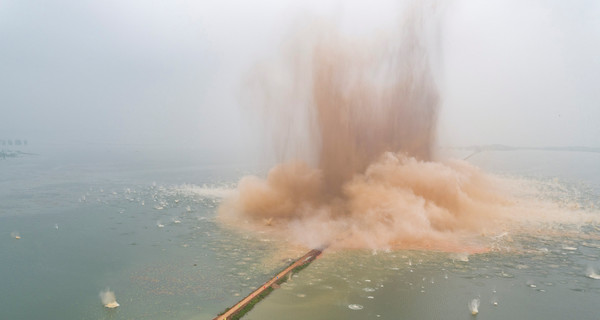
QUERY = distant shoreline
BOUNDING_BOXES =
[445,144,600,153]
[441,145,600,161]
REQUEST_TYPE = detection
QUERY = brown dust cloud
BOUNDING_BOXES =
[218,3,596,253]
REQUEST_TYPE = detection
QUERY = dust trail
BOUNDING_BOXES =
[218,2,596,252]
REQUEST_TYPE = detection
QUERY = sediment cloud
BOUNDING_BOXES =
[218,3,596,252]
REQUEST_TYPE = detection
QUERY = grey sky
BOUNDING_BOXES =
[1,0,599,156]
[439,0,600,148]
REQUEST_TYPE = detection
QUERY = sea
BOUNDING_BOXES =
[1,145,600,320]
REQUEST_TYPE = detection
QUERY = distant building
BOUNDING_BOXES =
[0,139,28,147]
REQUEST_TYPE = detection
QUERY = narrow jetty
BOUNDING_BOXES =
[214,249,323,320]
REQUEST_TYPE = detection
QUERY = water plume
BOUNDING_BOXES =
[468,298,480,315]
[99,288,119,308]
[586,266,600,280]
[218,2,597,252]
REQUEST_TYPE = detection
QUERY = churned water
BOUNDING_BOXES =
[245,149,600,320]
[1,146,599,319]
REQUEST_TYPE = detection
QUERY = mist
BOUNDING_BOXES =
[438,0,600,148]
[1,0,599,159]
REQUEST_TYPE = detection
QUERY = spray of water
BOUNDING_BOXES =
[218,2,597,252]
[586,266,600,280]
[99,288,119,308]
[469,298,480,315]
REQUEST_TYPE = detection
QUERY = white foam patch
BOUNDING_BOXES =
[170,184,235,198]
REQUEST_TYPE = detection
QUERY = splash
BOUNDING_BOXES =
[468,298,480,315]
[218,3,596,252]
[586,266,600,280]
[348,304,364,310]
[99,288,119,308]
[167,183,235,199]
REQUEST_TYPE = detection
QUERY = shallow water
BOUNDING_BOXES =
[1,147,599,319]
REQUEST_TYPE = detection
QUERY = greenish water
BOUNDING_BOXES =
[247,239,600,320]
[0,146,300,320]
[1,147,599,319]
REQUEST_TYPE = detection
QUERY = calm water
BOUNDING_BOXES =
[1,146,599,319]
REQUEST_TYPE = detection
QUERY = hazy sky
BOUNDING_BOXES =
[1,0,599,155]
[440,0,600,148]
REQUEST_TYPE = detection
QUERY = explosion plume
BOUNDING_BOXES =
[218,2,595,252]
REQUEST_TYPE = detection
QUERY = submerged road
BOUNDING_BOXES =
[214,249,322,320]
